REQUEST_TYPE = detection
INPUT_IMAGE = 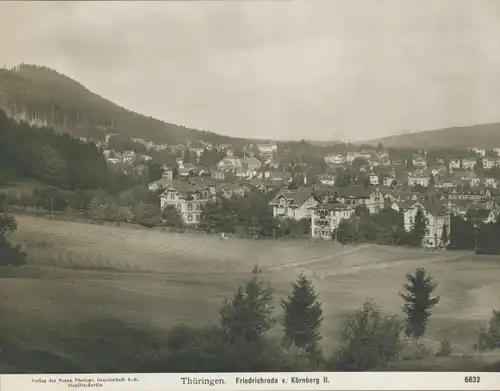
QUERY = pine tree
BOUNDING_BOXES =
[409,207,427,247]
[440,223,448,247]
[281,274,323,352]
[400,268,440,344]
[220,267,275,342]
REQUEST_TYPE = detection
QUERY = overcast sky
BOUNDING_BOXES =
[1,1,500,141]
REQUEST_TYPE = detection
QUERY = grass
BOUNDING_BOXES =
[2,214,500,372]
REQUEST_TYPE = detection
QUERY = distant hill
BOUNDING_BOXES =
[366,123,500,149]
[0,64,247,145]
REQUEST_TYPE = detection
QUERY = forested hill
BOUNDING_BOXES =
[0,64,244,144]
[0,108,134,194]
[366,122,500,149]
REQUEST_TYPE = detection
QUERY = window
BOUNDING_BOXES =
[188,203,193,211]
[177,203,181,210]
[196,214,200,221]
[170,192,175,200]
[188,214,193,221]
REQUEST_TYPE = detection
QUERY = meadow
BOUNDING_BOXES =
[1,214,500,372]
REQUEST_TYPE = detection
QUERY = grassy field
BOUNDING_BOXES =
[2,214,500,372]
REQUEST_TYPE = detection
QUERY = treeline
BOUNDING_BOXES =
[0,184,184,229]
[0,109,136,194]
[336,206,431,247]
[202,191,309,238]
[335,206,500,254]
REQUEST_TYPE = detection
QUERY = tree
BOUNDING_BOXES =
[281,274,323,353]
[161,205,183,228]
[219,267,275,342]
[408,207,427,247]
[0,214,26,267]
[400,268,440,344]
[329,301,403,371]
[34,145,70,187]
[440,223,448,247]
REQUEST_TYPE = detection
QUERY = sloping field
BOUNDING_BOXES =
[13,215,344,273]
[1,214,499,372]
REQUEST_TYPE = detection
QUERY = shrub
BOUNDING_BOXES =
[435,337,452,357]
[476,310,500,351]
[328,301,403,371]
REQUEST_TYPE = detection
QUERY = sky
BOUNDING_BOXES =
[1,1,500,142]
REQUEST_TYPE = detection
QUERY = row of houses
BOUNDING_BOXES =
[268,184,499,247]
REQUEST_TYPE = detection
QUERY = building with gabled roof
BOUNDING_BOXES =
[269,188,319,220]
[403,200,451,247]
[309,202,356,240]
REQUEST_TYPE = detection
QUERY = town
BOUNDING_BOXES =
[83,133,500,251]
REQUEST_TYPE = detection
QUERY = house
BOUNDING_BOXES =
[485,178,499,189]
[464,208,491,227]
[321,185,384,214]
[482,158,496,170]
[324,154,345,165]
[318,175,336,186]
[485,208,499,223]
[413,154,427,168]
[218,156,243,170]
[448,158,461,170]
[212,170,226,180]
[434,177,457,189]
[451,170,481,187]
[403,201,451,247]
[383,176,396,188]
[269,189,319,221]
[178,163,196,177]
[161,166,174,180]
[369,173,379,185]
[149,178,174,192]
[243,157,262,171]
[309,203,356,240]
[470,147,486,157]
[391,158,406,167]
[122,151,136,164]
[462,158,477,170]
[447,188,485,201]
[408,173,430,188]
[257,143,278,154]
[218,183,249,199]
[160,184,212,225]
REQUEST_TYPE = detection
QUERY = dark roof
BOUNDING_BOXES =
[310,203,351,211]
[465,208,491,221]
[333,185,372,199]
[416,200,449,216]
[269,188,315,206]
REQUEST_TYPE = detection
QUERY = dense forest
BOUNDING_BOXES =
[0,64,248,145]
[0,108,133,194]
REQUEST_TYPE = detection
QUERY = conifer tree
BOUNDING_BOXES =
[281,274,323,352]
[400,268,440,344]
[219,266,275,342]
[409,207,427,247]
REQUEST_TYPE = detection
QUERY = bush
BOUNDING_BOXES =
[476,310,500,351]
[435,337,452,357]
[328,301,403,371]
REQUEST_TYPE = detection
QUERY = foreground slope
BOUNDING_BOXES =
[0,64,244,144]
[4,214,499,362]
[367,122,500,149]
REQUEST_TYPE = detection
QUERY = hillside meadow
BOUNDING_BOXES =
[0,214,499,372]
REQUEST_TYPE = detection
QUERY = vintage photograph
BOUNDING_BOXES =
[0,0,499,375]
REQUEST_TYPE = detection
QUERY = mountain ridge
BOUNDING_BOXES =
[365,122,500,149]
[0,64,250,145]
